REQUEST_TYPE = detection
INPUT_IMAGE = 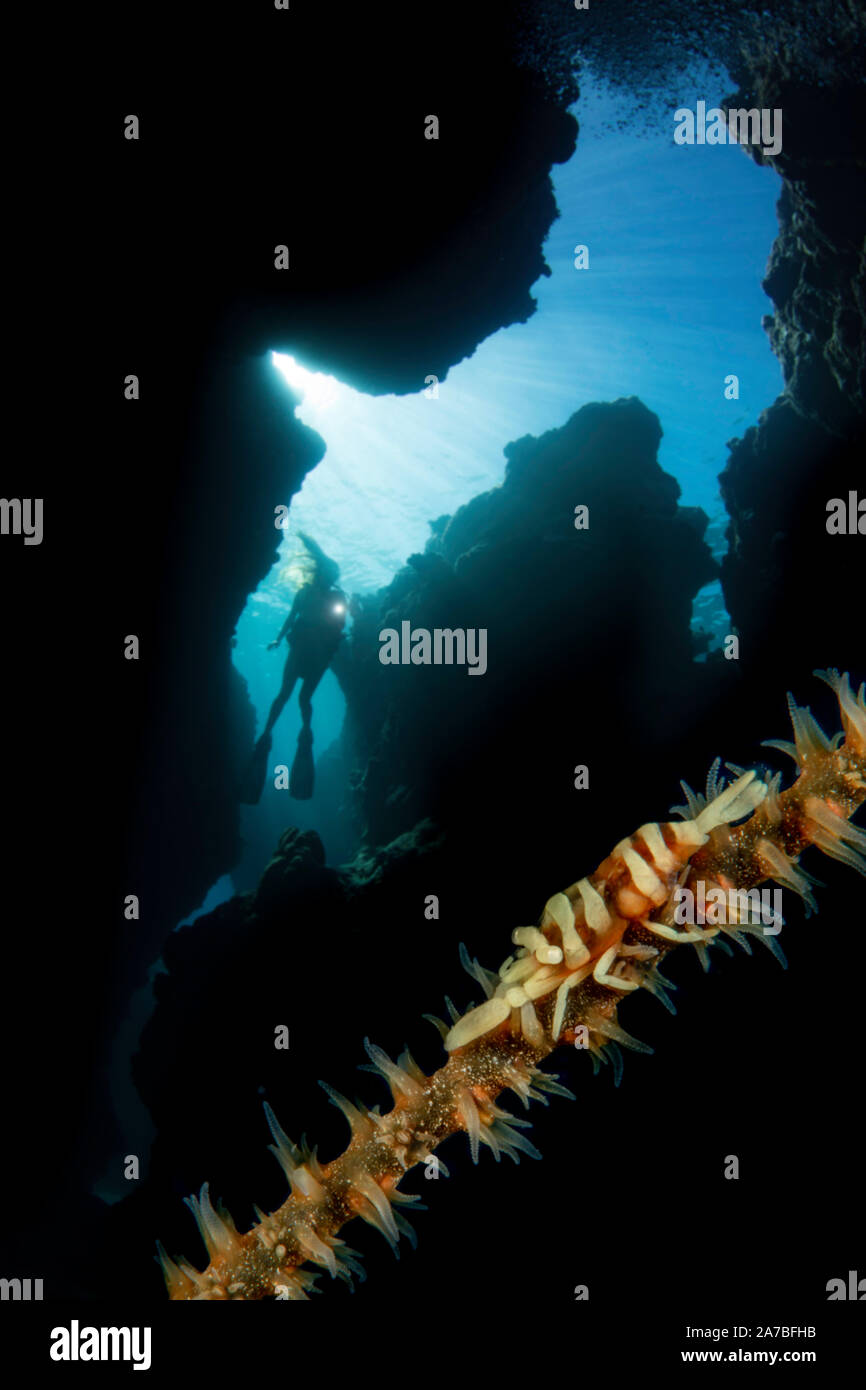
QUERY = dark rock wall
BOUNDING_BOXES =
[719,16,866,692]
[724,26,865,433]
[122,358,326,991]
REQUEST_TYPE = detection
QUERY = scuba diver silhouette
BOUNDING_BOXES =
[240,534,346,803]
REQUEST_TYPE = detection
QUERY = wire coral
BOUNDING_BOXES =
[158,670,866,1300]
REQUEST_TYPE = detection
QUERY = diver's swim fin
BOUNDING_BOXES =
[239,731,272,804]
[289,726,315,800]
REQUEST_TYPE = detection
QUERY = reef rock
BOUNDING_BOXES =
[719,14,866,684]
[723,23,865,434]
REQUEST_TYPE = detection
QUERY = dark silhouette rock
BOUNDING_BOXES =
[335,398,720,849]
[718,11,866,690]
[723,28,865,434]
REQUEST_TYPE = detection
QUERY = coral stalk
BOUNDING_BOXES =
[158,670,866,1300]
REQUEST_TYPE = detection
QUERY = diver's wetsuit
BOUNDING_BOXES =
[263,583,346,736]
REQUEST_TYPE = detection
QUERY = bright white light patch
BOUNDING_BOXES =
[273,352,343,411]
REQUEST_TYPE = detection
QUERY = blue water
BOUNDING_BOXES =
[226,67,783,873]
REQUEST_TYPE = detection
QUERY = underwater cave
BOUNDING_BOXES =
[14,1,864,1360]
